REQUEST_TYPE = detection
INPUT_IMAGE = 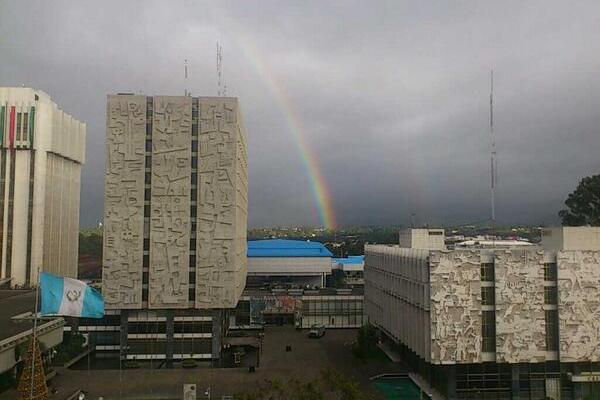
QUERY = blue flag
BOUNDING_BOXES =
[40,272,104,318]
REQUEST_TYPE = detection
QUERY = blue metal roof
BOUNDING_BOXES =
[247,239,334,258]
[332,255,364,265]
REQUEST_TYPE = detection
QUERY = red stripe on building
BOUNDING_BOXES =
[9,106,15,149]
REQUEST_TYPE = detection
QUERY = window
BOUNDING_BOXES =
[481,310,496,352]
[545,310,559,351]
[544,263,557,281]
[16,112,22,140]
[481,286,495,305]
[544,286,558,305]
[22,112,28,140]
[481,263,494,281]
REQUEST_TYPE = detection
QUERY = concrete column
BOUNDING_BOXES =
[573,364,582,400]
[511,364,520,400]
[212,309,222,364]
[165,311,174,368]
[119,310,128,361]
[447,365,457,400]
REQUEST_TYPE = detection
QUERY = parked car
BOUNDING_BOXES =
[308,324,326,338]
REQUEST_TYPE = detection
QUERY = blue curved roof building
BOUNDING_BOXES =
[247,239,334,258]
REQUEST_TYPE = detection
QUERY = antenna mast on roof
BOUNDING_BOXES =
[490,70,497,245]
[184,59,189,97]
[217,42,227,96]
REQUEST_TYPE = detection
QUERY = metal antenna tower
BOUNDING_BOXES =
[184,59,189,96]
[216,42,227,96]
[490,70,497,242]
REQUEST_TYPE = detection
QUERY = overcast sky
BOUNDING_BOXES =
[1,1,599,228]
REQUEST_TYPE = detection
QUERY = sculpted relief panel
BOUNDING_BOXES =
[103,96,146,309]
[558,251,600,362]
[196,98,247,308]
[495,250,546,363]
[429,250,481,364]
[148,96,192,308]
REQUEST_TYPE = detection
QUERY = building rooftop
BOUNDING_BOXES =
[247,239,334,258]
[0,290,37,342]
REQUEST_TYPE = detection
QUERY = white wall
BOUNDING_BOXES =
[248,256,332,276]
[0,88,85,286]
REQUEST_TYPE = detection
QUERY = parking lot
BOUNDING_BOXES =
[1,326,406,399]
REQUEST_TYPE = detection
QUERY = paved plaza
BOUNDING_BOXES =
[1,326,406,399]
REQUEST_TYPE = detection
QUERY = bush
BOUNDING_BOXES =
[0,370,16,391]
[53,333,86,364]
[124,361,140,369]
[182,359,197,368]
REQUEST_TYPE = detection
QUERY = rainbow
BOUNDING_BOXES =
[234,38,337,229]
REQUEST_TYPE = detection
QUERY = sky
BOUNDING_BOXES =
[1,1,600,228]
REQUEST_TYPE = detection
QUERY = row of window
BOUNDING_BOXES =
[14,112,29,142]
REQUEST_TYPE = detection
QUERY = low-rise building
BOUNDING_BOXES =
[247,240,333,288]
[364,227,600,400]
[0,290,64,378]
[230,288,364,329]
[331,256,364,287]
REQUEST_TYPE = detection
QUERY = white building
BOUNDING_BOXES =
[399,228,445,250]
[246,240,333,288]
[331,255,364,286]
[98,94,247,365]
[0,88,85,287]
[365,227,600,399]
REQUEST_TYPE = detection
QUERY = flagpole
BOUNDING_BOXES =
[30,267,40,400]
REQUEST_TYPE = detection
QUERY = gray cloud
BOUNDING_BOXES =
[1,0,599,228]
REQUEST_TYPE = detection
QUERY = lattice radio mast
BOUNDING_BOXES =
[490,70,497,242]
[216,42,227,96]
[183,58,191,96]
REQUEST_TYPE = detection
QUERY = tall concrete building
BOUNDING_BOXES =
[365,227,600,399]
[99,94,247,363]
[0,88,85,288]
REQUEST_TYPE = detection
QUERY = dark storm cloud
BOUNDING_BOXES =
[1,1,599,227]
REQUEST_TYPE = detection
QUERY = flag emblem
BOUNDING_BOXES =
[40,272,104,318]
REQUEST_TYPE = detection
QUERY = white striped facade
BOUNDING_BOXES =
[0,87,85,287]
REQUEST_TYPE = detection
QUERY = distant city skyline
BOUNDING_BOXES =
[1,1,600,228]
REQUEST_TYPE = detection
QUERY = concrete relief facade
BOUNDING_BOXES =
[557,250,600,362]
[196,98,247,308]
[149,96,192,308]
[429,250,481,364]
[103,95,146,309]
[495,250,546,363]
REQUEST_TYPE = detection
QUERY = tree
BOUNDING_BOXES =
[559,174,600,226]
[235,370,369,400]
